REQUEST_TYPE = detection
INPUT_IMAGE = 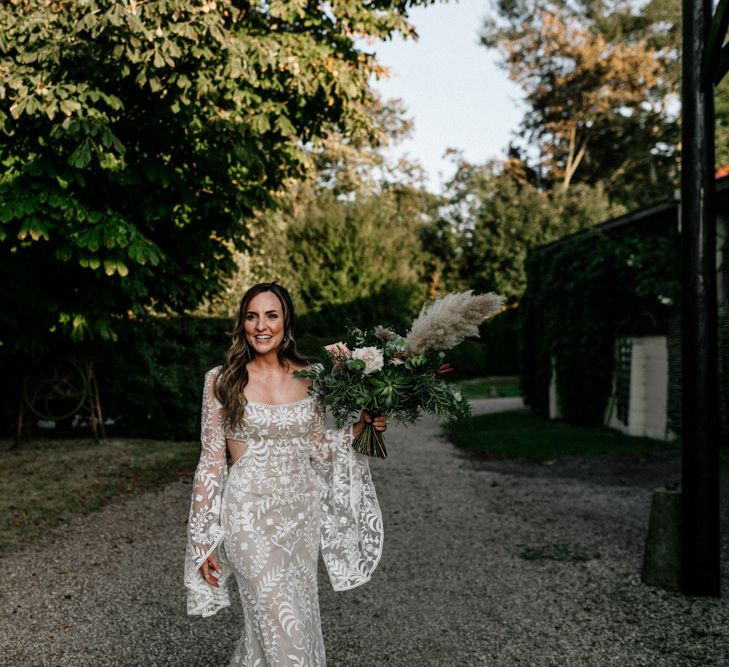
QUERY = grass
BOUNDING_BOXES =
[444,409,680,461]
[455,376,521,399]
[0,437,199,553]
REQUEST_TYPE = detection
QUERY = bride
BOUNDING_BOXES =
[184,282,385,666]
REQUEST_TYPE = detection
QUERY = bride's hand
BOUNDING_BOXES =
[201,553,221,588]
[353,410,388,438]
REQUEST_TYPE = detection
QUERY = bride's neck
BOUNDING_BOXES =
[248,352,287,375]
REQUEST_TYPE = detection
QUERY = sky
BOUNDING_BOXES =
[367,0,524,192]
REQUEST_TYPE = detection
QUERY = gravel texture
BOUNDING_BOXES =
[1,398,728,666]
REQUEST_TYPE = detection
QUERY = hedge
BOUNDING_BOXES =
[2,298,520,441]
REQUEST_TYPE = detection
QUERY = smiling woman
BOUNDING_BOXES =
[213,283,310,430]
[183,282,387,666]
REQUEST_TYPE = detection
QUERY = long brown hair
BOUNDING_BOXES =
[214,283,307,429]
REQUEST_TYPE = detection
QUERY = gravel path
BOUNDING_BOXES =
[1,399,728,666]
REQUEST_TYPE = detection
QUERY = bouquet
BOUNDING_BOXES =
[295,290,504,458]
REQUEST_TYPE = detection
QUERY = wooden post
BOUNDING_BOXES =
[680,0,721,596]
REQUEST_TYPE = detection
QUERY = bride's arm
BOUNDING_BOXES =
[304,363,386,459]
[186,368,227,585]
[311,400,387,461]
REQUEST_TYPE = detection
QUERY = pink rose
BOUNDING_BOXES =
[324,342,351,358]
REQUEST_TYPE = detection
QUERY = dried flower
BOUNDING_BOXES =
[374,325,397,342]
[405,290,504,354]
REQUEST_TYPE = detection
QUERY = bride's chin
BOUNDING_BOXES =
[248,339,282,354]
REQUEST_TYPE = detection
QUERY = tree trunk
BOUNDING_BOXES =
[562,122,589,190]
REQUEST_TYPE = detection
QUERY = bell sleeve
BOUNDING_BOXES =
[310,392,384,591]
[184,366,232,617]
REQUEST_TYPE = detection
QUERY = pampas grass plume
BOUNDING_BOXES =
[405,290,505,354]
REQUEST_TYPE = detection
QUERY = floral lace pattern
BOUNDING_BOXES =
[184,367,383,666]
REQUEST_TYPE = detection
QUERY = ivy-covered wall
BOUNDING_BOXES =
[520,216,680,428]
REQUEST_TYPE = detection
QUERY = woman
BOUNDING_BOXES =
[184,282,385,666]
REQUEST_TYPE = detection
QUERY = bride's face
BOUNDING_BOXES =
[244,291,286,356]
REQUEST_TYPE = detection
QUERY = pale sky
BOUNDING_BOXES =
[368,0,523,192]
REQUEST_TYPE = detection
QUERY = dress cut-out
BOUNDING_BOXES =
[184,367,383,666]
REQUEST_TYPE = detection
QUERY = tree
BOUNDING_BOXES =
[0,0,429,352]
[287,191,420,324]
[219,181,425,336]
[438,159,623,301]
[311,94,424,195]
[200,92,434,319]
[203,180,433,328]
[482,0,680,206]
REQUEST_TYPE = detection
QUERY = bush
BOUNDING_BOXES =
[297,282,422,338]
[295,332,335,359]
[445,341,488,379]
[0,301,519,441]
[478,307,520,375]
[444,309,520,379]
[94,317,229,439]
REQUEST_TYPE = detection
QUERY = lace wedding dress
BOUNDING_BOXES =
[184,367,383,666]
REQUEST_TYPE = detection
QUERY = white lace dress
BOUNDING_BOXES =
[184,367,383,666]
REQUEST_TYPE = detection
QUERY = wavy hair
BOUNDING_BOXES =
[214,282,307,429]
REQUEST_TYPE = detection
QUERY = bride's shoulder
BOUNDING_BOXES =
[204,365,223,384]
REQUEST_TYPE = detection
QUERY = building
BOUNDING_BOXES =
[529,177,729,441]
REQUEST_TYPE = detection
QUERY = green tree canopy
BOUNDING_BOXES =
[482,0,681,206]
[0,0,429,352]
[286,187,425,327]
[436,159,623,301]
[198,92,434,322]
[203,182,434,334]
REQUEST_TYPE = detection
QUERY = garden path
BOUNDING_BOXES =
[1,398,727,666]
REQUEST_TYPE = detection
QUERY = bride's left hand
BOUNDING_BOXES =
[353,410,388,438]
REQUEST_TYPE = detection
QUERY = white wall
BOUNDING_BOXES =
[548,356,561,419]
[605,336,677,441]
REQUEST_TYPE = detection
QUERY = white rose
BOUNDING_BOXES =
[351,346,385,375]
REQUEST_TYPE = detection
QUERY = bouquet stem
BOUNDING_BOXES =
[352,422,388,458]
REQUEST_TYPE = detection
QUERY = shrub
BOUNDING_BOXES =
[94,317,229,439]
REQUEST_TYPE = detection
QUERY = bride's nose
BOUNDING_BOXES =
[255,318,268,331]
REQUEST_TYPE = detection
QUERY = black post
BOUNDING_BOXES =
[680,0,721,596]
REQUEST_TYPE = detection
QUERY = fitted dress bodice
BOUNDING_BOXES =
[224,396,320,499]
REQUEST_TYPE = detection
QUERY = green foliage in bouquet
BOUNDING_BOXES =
[296,290,504,457]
